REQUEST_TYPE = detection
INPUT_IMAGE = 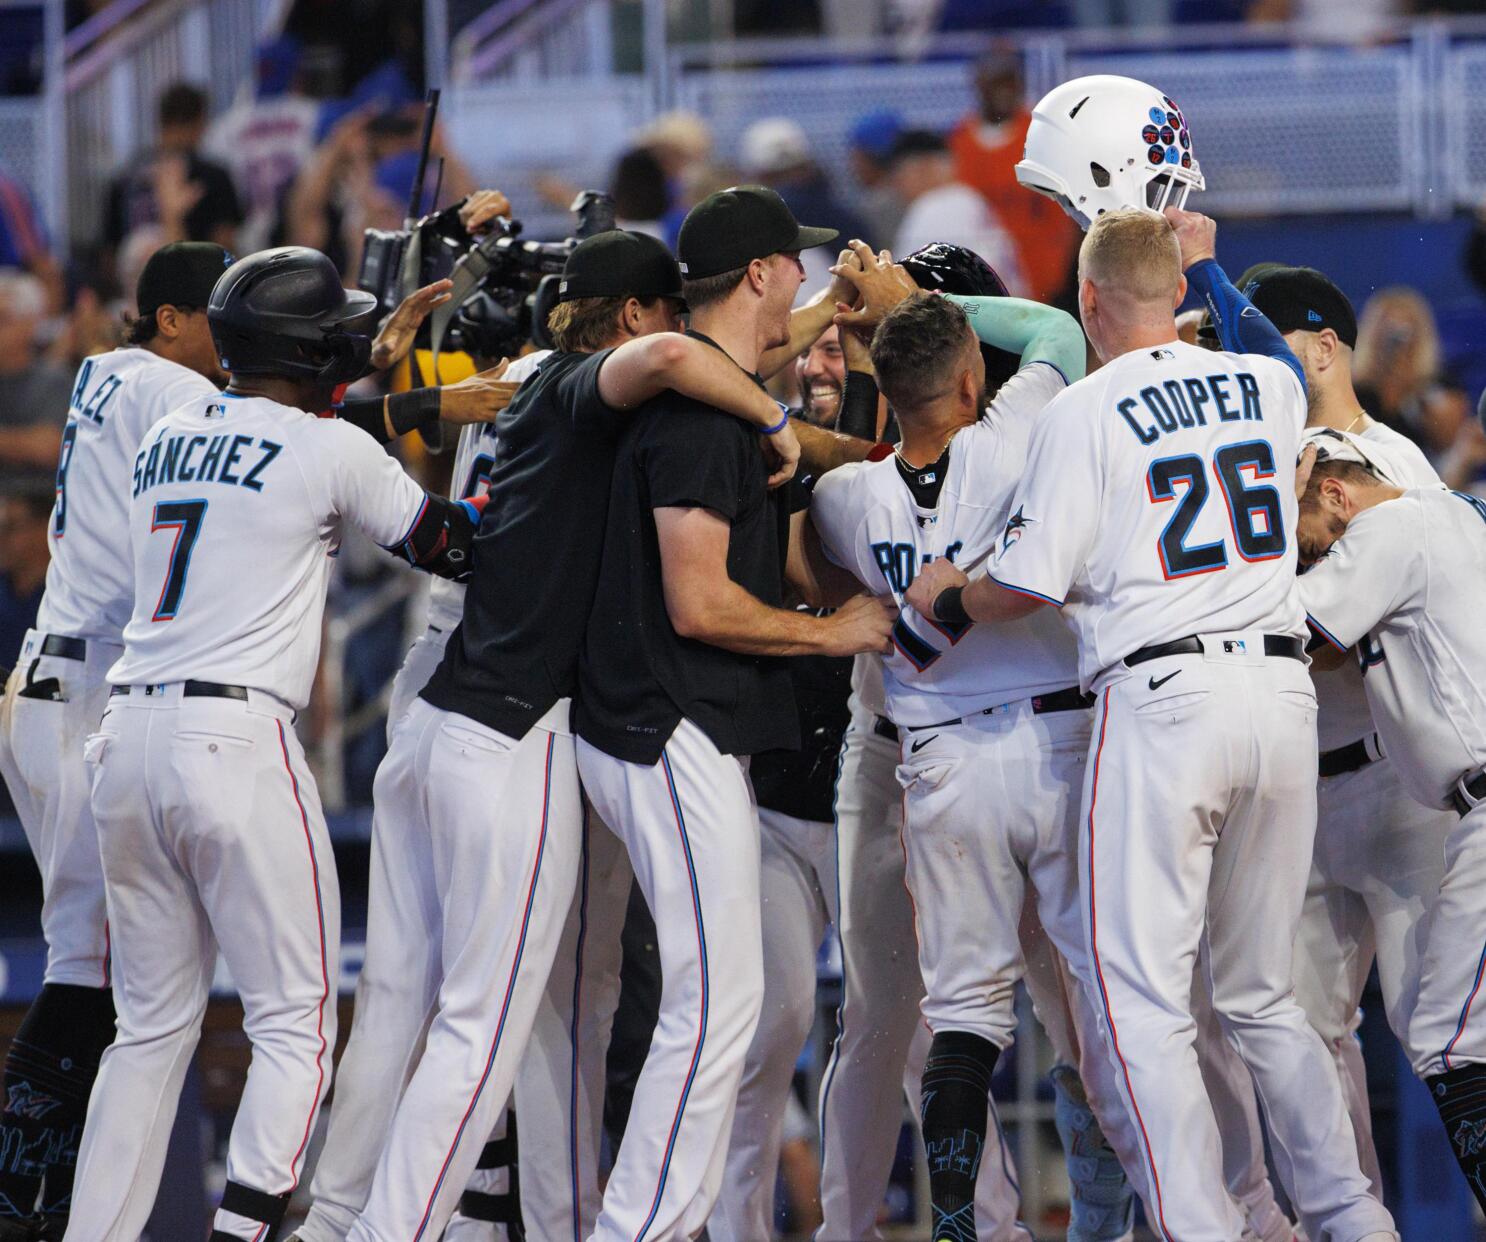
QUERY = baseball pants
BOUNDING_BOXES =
[709,806,836,1242]
[345,696,581,1242]
[896,703,1149,1212]
[1408,799,1486,1076]
[1082,643,1393,1242]
[1296,752,1451,1172]
[0,629,119,987]
[814,702,1031,1242]
[72,684,338,1241]
[576,718,764,1242]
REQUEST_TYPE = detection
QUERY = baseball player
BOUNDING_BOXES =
[809,243,1133,1242]
[65,246,487,1242]
[318,227,810,1242]
[289,345,550,1242]
[1244,267,1452,1197]
[1295,437,1486,1209]
[906,208,1395,1241]
[572,187,896,1242]
[807,288,1149,1242]
[0,244,229,1238]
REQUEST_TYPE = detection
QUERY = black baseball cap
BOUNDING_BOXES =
[677,185,838,281]
[556,230,685,304]
[136,241,235,318]
[1244,265,1358,348]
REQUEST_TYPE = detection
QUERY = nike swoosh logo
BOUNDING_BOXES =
[910,735,937,753]
[1148,670,1181,691]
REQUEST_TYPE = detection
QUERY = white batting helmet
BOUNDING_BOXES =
[1015,74,1206,231]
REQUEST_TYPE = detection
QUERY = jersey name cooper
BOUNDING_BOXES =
[990,341,1308,689]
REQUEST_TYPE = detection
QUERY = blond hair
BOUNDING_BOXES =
[1353,286,1441,391]
[546,297,632,353]
[1078,208,1183,304]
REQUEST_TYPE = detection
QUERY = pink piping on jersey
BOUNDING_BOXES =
[1442,936,1486,1072]
[1085,693,1173,1240]
[277,722,330,1198]
[413,733,555,1240]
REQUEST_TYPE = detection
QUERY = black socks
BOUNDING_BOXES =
[1428,1060,1486,1208]
[920,1029,1000,1242]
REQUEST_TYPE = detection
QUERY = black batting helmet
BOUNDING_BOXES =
[899,242,1020,395]
[208,247,378,384]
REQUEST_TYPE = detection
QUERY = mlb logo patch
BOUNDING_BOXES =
[1222,639,1247,654]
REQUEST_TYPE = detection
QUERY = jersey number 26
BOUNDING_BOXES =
[1146,439,1285,579]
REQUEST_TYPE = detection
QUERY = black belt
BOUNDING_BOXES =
[1124,634,1305,668]
[873,715,898,743]
[1452,769,1486,817]
[40,634,86,661]
[1319,735,1380,779]
[904,685,1094,733]
[111,681,249,701]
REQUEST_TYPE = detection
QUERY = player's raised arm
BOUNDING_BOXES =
[1165,206,1306,393]
[945,294,1086,383]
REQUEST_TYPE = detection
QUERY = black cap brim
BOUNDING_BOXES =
[792,224,840,252]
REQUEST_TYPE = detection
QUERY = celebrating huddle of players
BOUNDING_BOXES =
[3,69,1485,1242]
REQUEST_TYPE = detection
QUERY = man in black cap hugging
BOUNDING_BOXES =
[572,187,896,1240]
[303,228,811,1242]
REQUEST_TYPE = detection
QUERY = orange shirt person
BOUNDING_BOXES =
[949,52,1078,304]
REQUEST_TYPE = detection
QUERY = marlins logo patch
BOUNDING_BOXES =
[1002,505,1034,552]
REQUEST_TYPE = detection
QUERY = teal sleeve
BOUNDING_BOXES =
[945,294,1087,384]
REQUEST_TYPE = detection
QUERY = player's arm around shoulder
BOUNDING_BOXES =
[789,464,874,609]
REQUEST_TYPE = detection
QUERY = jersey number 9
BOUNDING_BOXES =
[1147,439,1285,579]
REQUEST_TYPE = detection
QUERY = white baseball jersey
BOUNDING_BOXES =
[812,362,1078,726]
[992,340,1308,689]
[425,350,549,631]
[1300,488,1486,808]
[109,391,427,709]
[1308,423,1442,752]
[36,348,220,641]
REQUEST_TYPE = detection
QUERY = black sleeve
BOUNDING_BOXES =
[836,369,880,441]
[556,348,620,434]
[386,492,481,580]
[337,389,442,444]
[640,406,748,520]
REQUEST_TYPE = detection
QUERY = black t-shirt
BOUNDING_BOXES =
[575,339,799,765]
[421,348,621,739]
[105,152,245,248]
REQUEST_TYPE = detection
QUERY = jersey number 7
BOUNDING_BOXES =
[1147,439,1285,579]
[150,499,207,622]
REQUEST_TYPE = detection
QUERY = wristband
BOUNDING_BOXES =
[762,406,791,436]
[934,586,971,627]
[386,387,443,438]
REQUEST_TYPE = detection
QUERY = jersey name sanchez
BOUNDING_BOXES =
[37,348,221,642]
[812,363,1078,726]
[110,391,427,709]
[1301,489,1486,808]
[1308,423,1443,752]
[992,340,1307,689]
[425,350,549,632]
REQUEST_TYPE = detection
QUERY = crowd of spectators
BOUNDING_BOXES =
[2,15,1484,805]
